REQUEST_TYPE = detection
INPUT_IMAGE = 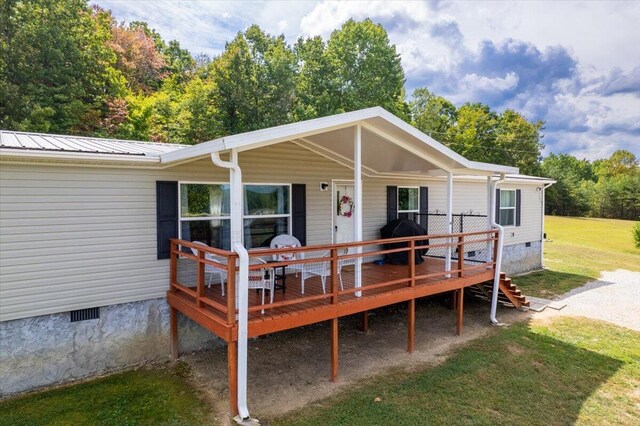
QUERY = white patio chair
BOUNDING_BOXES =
[190,241,227,296]
[301,249,346,295]
[270,234,346,294]
[247,257,275,314]
[270,234,305,276]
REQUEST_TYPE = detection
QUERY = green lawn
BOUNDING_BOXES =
[514,216,640,298]
[269,317,640,426]
[0,363,213,426]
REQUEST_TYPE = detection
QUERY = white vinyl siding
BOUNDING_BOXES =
[0,142,544,321]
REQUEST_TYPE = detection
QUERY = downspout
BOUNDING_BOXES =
[540,182,554,269]
[211,151,252,422]
[489,173,506,325]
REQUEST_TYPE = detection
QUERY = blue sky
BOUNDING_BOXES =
[94,0,640,160]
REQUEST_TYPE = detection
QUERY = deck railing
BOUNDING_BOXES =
[169,229,499,328]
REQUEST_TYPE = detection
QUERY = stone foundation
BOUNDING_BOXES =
[501,240,542,275]
[0,298,221,397]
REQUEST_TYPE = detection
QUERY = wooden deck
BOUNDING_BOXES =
[166,231,499,416]
[168,257,494,339]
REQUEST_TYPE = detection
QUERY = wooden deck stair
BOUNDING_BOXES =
[468,272,530,309]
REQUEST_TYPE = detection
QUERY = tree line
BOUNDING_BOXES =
[542,151,639,221]
[1,0,637,220]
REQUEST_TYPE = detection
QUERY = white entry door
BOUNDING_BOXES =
[334,183,355,244]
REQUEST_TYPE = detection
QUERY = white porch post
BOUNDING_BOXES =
[445,171,453,278]
[486,175,493,263]
[354,125,363,296]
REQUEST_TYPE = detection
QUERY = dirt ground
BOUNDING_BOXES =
[181,295,525,422]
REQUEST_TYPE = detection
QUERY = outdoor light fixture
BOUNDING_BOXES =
[320,182,329,191]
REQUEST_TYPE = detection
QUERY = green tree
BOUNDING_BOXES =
[170,77,222,144]
[210,25,296,134]
[293,35,339,120]
[0,0,123,133]
[445,103,499,163]
[410,89,544,175]
[541,153,595,216]
[495,110,544,175]
[325,19,407,118]
[410,88,456,142]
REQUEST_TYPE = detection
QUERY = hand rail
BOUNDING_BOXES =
[168,228,499,322]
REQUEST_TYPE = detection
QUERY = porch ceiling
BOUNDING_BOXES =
[301,125,459,176]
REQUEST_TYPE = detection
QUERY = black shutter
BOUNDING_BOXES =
[495,189,501,225]
[419,186,428,231]
[156,181,178,259]
[387,186,398,223]
[291,184,306,245]
[516,189,522,227]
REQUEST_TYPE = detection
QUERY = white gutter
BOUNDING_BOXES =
[210,151,252,423]
[489,174,506,325]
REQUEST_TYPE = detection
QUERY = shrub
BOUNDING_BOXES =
[633,222,640,249]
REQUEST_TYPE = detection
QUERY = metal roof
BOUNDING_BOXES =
[0,108,524,176]
[0,130,185,157]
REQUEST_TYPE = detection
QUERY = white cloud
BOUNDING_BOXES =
[460,72,519,95]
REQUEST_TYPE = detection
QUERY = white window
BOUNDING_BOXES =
[179,183,231,249]
[499,189,516,227]
[179,183,291,250]
[398,187,419,220]
[243,184,290,249]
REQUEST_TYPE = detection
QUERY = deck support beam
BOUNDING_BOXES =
[360,311,369,333]
[408,300,415,353]
[456,288,464,335]
[169,306,178,360]
[331,318,339,382]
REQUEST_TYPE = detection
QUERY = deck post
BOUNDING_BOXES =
[445,172,453,278]
[196,250,205,308]
[408,240,416,353]
[169,306,178,360]
[331,318,339,382]
[456,287,464,335]
[354,124,363,297]
[228,341,239,417]
[457,236,464,278]
[408,300,415,353]
[360,311,369,333]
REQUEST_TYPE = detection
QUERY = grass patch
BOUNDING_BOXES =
[514,216,640,298]
[269,317,640,426]
[0,363,212,426]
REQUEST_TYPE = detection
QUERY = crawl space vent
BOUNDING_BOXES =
[70,307,100,322]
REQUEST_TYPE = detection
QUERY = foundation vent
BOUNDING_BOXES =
[70,307,100,322]
[525,242,532,247]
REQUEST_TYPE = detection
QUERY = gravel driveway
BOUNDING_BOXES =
[536,269,640,331]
